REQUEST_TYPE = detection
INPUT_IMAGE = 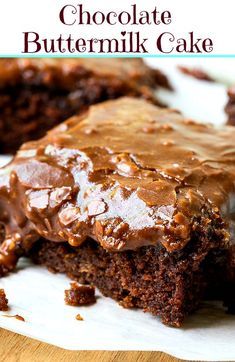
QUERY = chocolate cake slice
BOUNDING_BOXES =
[0,97,235,326]
[225,86,235,125]
[0,58,169,154]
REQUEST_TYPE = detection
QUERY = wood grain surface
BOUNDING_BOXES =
[0,329,184,362]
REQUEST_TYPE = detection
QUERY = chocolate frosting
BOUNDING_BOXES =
[0,97,235,271]
[0,58,167,91]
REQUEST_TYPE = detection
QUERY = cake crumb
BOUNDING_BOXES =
[65,282,96,306]
[0,289,8,311]
[178,66,213,82]
[76,313,84,321]
[3,314,25,322]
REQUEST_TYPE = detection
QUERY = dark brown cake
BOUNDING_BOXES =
[0,97,235,326]
[0,289,8,311]
[225,86,235,125]
[0,58,169,154]
[65,282,96,306]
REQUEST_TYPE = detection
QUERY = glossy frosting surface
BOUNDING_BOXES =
[0,97,235,269]
[0,58,159,90]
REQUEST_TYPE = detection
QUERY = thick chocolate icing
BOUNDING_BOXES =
[0,58,168,91]
[0,97,235,272]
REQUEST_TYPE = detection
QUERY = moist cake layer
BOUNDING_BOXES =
[0,58,168,153]
[29,237,229,327]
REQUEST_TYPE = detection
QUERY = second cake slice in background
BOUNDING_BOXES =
[0,58,169,154]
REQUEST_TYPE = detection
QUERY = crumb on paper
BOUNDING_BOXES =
[65,282,96,306]
[178,66,213,82]
[2,314,25,322]
[0,289,8,311]
[76,313,84,321]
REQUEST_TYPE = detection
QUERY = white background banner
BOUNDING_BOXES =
[0,0,234,56]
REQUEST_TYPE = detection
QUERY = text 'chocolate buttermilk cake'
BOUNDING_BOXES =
[0,97,235,326]
[225,86,235,125]
[0,58,169,154]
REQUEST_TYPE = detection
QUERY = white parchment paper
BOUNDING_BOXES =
[0,61,234,361]
[1,259,235,361]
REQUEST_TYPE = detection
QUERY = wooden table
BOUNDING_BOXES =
[0,329,182,362]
